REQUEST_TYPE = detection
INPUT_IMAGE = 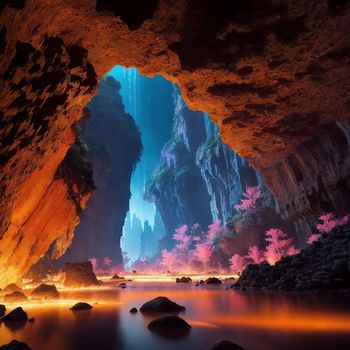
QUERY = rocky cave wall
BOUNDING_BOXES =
[1,0,350,285]
[60,76,142,266]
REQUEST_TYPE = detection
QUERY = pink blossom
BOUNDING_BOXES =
[194,241,212,272]
[286,245,299,256]
[265,228,293,265]
[102,257,112,266]
[316,212,349,234]
[245,245,265,264]
[307,233,320,245]
[191,223,200,230]
[207,220,228,242]
[161,249,179,272]
[229,254,246,274]
[234,185,262,212]
[88,257,98,271]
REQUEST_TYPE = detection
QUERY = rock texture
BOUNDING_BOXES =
[3,291,27,303]
[140,296,185,314]
[209,341,245,350]
[60,76,142,266]
[145,88,213,247]
[1,0,350,285]
[63,261,99,287]
[0,340,32,350]
[234,224,350,291]
[1,307,28,323]
[70,302,93,311]
[147,315,191,337]
[31,283,59,299]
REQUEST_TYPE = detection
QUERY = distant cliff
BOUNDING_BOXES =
[60,76,142,266]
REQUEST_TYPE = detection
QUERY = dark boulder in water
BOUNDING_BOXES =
[70,302,93,311]
[209,340,245,350]
[0,340,32,350]
[0,305,5,317]
[176,277,192,283]
[140,296,185,314]
[3,292,27,303]
[148,315,191,337]
[1,307,28,323]
[31,284,60,299]
[206,277,222,285]
[129,307,138,313]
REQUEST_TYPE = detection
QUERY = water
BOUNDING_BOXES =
[1,282,350,350]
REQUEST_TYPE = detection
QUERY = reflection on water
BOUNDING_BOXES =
[1,282,350,350]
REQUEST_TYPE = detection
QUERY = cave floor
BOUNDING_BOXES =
[1,281,350,350]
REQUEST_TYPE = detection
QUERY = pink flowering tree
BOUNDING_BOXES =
[316,212,349,234]
[245,245,265,264]
[234,185,263,213]
[161,249,179,272]
[194,241,212,272]
[307,233,321,245]
[207,219,228,243]
[88,257,98,272]
[229,254,246,275]
[102,256,112,267]
[264,228,295,265]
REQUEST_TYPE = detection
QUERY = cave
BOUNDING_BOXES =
[1,1,350,349]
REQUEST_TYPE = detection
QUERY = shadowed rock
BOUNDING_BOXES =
[3,284,21,293]
[209,340,245,350]
[118,282,127,288]
[129,307,138,313]
[0,340,32,350]
[4,291,28,302]
[70,302,93,311]
[140,296,185,314]
[63,262,99,287]
[31,284,60,299]
[206,277,222,285]
[1,307,28,323]
[0,305,5,317]
[148,315,191,337]
[176,277,192,283]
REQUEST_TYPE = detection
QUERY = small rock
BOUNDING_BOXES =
[206,277,222,285]
[31,284,60,299]
[1,307,28,323]
[195,283,199,287]
[70,302,93,311]
[4,291,28,303]
[28,317,36,323]
[140,296,185,314]
[176,277,192,283]
[118,282,127,288]
[111,275,125,280]
[0,305,6,317]
[129,307,138,313]
[0,340,32,350]
[199,280,205,284]
[147,315,191,337]
[209,340,245,350]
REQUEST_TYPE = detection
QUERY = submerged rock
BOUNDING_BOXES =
[4,292,28,303]
[3,284,22,294]
[0,305,5,317]
[129,307,138,313]
[118,282,127,288]
[63,262,99,287]
[176,277,192,283]
[0,340,32,350]
[148,315,191,337]
[31,284,60,299]
[206,277,222,285]
[1,307,28,323]
[140,296,185,314]
[70,302,93,311]
[209,340,245,350]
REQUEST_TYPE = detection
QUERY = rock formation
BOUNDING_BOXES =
[63,261,99,287]
[60,76,142,266]
[145,88,213,247]
[1,0,350,285]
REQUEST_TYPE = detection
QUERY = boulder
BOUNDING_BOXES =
[206,277,222,285]
[63,262,99,287]
[118,282,127,288]
[31,284,60,299]
[129,307,138,313]
[70,302,93,311]
[209,340,245,350]
[0,305,6,317]
[1,307,28,323]
[140,297,185,314]
[3,284,22,293]
[0,340,32,350]
[176,277,192,283]
[4,292,28,303]
[111,275,125,280]
[148,315,191,337]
